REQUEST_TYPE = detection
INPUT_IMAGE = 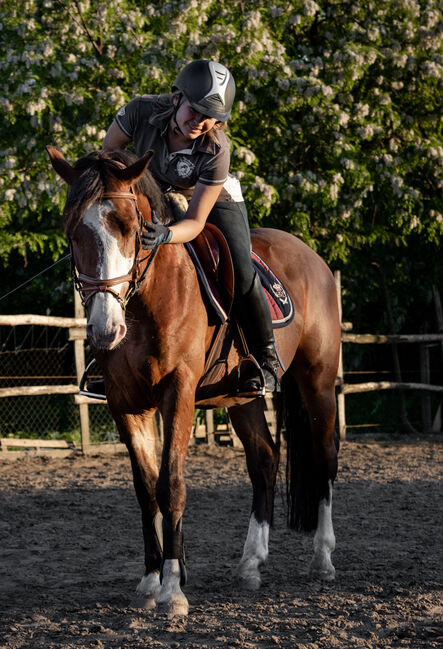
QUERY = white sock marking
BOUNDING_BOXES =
[310,480,336,579]
[238,515,269,587]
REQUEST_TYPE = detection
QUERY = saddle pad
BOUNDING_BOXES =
[251,250,294,328]
[187,243,294,328]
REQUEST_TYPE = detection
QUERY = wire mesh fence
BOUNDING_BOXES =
[0,325,117,444]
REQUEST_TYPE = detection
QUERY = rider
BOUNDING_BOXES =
[102,59,279,393]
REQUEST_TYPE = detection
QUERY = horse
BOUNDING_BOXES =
[46,146,341,616]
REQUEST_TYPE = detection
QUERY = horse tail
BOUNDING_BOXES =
[276,371,336,532]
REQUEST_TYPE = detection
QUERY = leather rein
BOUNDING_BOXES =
[70,188,158,311]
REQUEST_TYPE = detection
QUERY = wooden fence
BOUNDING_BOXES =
[334,271,443,439]
[0,277,441,455]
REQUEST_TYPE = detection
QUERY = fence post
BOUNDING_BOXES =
[334,271,347,440]
[206,409,215,446]
[432,285,443,433]
[74,290,90,453]
[420,324,432,433]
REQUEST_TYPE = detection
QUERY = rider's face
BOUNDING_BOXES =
[173,97,217,140]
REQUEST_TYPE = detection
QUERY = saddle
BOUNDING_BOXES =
[185,224,294,398]
[185,224,294,328]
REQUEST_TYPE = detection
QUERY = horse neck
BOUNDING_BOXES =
[135,241,193,315]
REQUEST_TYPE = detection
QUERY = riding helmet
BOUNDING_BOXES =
[172,60,236,122]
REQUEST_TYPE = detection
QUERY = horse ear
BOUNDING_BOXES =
[46,146,81,185]
[113,150,154,184]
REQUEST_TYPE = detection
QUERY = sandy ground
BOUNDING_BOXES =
[0,436,442,649]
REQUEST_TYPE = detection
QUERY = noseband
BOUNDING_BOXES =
[70,189,158,311]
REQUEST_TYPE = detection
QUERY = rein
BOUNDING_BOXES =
[70,188,158,311]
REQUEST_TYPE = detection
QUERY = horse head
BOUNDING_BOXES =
[47,146,154,350]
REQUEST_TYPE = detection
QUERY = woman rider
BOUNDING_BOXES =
[102,59,279,393]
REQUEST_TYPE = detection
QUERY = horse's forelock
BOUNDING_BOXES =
[63,150,173,233]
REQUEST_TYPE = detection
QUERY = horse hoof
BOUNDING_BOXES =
[131,593,157,610]
[238,574,261,590]
[309,558,336,582]
[156,595,189,617]
[237,565,262,590]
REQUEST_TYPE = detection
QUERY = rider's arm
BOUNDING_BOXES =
[167,182,222,243]
[102,121,132,151]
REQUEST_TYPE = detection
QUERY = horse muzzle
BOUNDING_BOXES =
[86,293,127,351]
[86,317,127,350]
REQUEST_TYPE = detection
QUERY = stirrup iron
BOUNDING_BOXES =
[79,359,107,401]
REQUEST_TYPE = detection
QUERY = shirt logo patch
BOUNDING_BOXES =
[117,106,126,117]
[176,157,195,179]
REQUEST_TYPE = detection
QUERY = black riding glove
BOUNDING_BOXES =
[141,218,172,250]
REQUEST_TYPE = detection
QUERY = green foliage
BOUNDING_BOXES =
[0,0,441,322]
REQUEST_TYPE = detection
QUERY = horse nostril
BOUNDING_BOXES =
[118,324,127,341]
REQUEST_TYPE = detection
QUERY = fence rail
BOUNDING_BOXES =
[341,381,443,395]
[0,315,86,327]
[341,333,443,344]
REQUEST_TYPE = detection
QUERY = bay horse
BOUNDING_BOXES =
[47,146,341,616]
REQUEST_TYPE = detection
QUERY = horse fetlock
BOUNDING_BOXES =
[313,528,336,555]
[136,571,161,597]
[131,571,161,609]
[237,557,263,591]
[309,550,336,581]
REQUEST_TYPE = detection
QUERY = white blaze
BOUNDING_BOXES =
[83,201,133,336]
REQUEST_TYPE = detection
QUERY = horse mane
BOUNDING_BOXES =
[63,149,173,233]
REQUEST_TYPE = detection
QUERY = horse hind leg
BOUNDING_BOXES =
[280,367,338,581]
[228,399,279,590]
[310,479,336,581]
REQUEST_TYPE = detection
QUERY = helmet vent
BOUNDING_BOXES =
[205,93,223,106]
[214,69,227,84]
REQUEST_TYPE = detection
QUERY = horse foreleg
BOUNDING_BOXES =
[114,411,162,608]
[154,376,196,616]
[228,399,279,590]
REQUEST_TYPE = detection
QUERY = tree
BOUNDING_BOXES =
[0,0,441,319]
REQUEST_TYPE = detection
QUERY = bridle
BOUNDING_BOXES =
[70,188,158,311]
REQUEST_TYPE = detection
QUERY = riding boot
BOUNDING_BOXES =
[235,272,280,393]
[84,378,106,397]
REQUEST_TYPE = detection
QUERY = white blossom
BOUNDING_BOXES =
[234,147,256,165]
[303,0,320,17]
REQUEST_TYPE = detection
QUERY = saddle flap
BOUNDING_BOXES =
[188,223,234,310]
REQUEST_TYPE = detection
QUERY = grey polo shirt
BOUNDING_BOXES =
[115,95,237,201]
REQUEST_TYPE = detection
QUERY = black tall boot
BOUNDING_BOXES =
[235,272,280,393]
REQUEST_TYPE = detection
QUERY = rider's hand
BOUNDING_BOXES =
[141,218,172,249]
